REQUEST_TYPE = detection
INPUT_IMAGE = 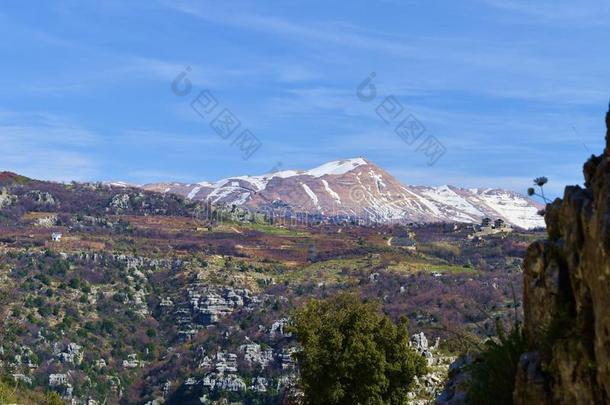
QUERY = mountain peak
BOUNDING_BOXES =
[139,158,544,229]
[304,157,370,178]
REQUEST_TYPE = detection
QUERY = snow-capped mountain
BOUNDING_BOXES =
[141,158,545,229]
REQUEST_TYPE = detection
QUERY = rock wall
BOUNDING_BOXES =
[514,106,610,404]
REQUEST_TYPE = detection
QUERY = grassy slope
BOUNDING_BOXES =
[0,378,64,405]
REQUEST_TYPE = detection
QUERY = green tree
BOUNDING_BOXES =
[289,293,427,405]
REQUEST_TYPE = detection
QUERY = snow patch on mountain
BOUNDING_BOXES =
[208,187,238,204]
[321,179,341,204]
[306,158,368,177]
[423,186,484,218]
[187,186,202,200]
[475,189,543,229]
[106,181,139,188]
[368,170,387,193]
[301,183,320,210]
[403,188,442,217]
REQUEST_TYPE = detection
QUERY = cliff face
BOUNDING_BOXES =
[514,108,610,404]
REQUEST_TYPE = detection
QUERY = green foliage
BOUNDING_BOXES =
[0,379,17,404]
[289,293,427,405]
[0,376,65,405]
[69,277,80,289]
[466,319,527,405]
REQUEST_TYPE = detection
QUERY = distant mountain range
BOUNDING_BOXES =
[131,158,544,229]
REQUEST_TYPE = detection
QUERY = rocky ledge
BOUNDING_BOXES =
[514,105,610,404]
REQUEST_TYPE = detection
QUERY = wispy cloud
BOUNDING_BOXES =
[162,0,610,108]
[0,111,99,181]
[162,0,418,57]
[480,0,610,26]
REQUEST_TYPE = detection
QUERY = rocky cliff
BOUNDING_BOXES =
[514,106,610,404]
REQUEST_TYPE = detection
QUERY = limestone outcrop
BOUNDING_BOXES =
[514,106,610,404]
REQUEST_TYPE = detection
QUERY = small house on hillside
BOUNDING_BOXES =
[51,232,62,242]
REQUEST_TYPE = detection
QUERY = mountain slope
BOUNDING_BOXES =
[142,158,544,229]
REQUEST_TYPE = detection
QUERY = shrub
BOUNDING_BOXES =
[69,278,80,289]
[0,376,65,405]
[289,293,427,405]
[466,319,527,405]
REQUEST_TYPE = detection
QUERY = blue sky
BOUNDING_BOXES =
[1,0,608,198]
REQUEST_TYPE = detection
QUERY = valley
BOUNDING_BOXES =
[0,172,542,404]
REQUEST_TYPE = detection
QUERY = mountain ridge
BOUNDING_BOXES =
[139,158,545,229]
